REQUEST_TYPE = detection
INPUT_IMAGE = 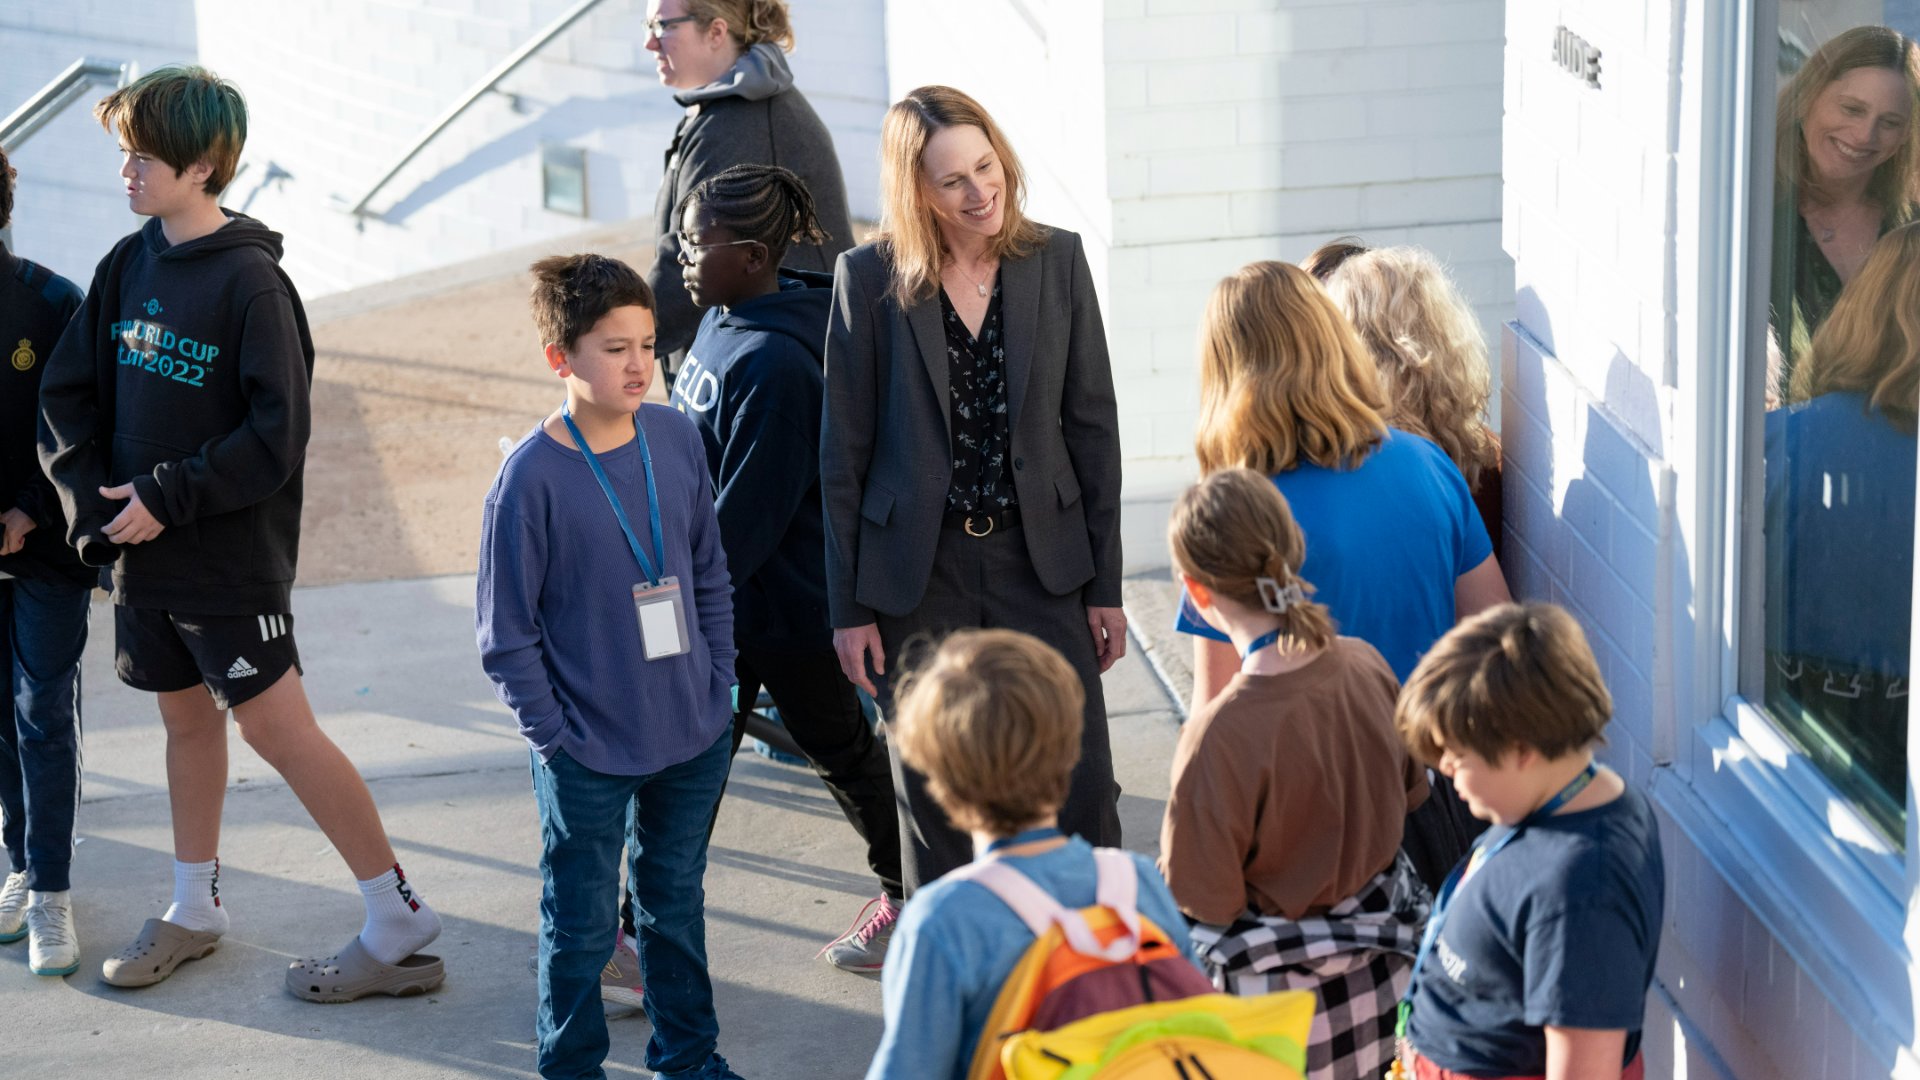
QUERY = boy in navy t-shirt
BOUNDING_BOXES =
[1393,603,1663,1080]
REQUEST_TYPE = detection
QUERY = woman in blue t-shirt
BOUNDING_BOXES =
[1181,260,1511,889]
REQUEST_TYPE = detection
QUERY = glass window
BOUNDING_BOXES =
[1758,3,1920,844]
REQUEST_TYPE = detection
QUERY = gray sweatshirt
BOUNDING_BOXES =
[649,43,854,374]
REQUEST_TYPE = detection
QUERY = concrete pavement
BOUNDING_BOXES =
[1,574,1185,1078]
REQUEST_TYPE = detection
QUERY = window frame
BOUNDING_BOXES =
[1666,0,1917,1052]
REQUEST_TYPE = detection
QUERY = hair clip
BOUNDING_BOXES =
[1256,576,1305,614]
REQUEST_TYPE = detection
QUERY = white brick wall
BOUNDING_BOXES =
[4,0,886,298]
[1499,2,1911,1078]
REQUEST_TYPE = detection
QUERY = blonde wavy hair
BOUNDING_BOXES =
[876,86,1046,307]
[1168,469,1336,652]
[1195,261,1389,475]
[1328,246,1497,488]
[893,629,1084,837]
[1788,222,1920,431]
[682,0,795,51]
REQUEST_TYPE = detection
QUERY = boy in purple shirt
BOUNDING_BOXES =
[477,254,743,1080]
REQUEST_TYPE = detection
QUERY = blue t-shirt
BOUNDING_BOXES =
[1176,429,1493,680]
[866,837,1195,1080]
[1764,391,1915,673]
[1405,785,1665,1075]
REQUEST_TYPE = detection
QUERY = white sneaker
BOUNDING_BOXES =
[27,893,79,976]
[0,872,27,943]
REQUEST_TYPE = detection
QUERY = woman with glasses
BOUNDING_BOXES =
[644,0,852,383]
[823,86,1127,897]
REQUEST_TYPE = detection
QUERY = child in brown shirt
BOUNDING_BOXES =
[1158,468,1431,1080]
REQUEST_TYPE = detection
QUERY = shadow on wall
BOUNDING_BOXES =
[374,91,655,225]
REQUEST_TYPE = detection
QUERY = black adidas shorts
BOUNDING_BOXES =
[115,606,304,710]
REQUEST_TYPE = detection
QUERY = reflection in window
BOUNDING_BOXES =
[1763,17,1919,844]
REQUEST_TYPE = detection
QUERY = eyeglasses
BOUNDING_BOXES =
[675,232,761,260]
[646,13,697,38]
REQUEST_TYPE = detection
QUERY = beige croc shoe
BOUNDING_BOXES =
[286,937,445,1003]
[102,918,221,988]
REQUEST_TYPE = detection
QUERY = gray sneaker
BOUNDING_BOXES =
[819,894,900,973]
[599,934,646,1019]
[0,872,27,943]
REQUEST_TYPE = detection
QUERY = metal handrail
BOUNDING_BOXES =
[339,0,610,220]
[0,57,136,154]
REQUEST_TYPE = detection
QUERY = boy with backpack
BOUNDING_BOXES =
[866,629,1240,1080]
[1392,603,1664,1080]
[1161,469,1432,1080]
[668,162,904,971]
[0,146,90,976]
[477,253,744,1080]
[36,65,444,998]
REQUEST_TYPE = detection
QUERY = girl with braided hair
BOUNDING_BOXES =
[666,164,905,972]
[1160,467,1432,1080]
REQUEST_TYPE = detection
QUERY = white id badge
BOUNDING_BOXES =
[633,576,691,660]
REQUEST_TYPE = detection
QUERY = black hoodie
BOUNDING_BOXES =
[36,212,315,614]
[667,270,832,650]
[0,243,89,585]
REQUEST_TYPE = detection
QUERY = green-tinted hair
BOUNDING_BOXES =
[95,66,247,196]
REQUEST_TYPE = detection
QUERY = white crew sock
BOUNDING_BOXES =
[162,857,229,935]
[357,864,441,965]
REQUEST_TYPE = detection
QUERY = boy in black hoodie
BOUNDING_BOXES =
[0,147,91,978]
[36,66,444,1000]
[668,165,904,971]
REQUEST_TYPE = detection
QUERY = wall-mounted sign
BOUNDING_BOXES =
[542,145,588,218]
[1553,25,1602,89]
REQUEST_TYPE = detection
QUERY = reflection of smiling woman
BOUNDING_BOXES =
[1770,26,1920,393]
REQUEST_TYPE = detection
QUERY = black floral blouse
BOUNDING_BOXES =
[939,281,1016,514]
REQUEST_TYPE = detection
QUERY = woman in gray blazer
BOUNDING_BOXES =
[823,85,1127,894]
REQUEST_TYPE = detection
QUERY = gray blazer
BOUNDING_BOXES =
[821,227,1123,627]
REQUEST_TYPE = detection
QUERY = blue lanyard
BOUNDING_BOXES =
[560,405,666,587]
[1398,761,1598,1038]
[984,826,1064,855]
[1240,629,1283,660]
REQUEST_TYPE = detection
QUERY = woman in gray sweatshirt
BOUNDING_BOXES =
[645,0,854,380]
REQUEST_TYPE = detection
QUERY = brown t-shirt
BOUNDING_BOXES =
[1159,637,1430,924]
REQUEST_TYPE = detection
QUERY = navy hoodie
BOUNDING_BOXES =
[36,212,315,615]
[669,270,832,650]
[0,243,88,585]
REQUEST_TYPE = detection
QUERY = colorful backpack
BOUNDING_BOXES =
[950,848,1312,1080]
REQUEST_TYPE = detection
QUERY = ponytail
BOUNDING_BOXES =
[1168,469,1337,652]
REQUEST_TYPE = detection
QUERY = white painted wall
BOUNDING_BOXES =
[2,0,886,298]
[0,1,198,285]
[1500,1,1916,1078]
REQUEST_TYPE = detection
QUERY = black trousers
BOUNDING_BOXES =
[725,645,904,899]
[621,643,906,937]
[871,523,1123,895]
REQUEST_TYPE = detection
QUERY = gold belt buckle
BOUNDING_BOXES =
[964,513,995,537]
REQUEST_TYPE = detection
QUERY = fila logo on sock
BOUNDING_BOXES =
[393,863,420,912]
[212,856,221,908]
[227,656,259,679]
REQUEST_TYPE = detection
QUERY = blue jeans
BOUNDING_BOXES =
[0,576,91,892]
[532,730,736,1080]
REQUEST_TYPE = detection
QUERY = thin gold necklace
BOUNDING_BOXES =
[946,254,995,298]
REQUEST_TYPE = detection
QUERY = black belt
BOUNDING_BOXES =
[943,506,1020,536]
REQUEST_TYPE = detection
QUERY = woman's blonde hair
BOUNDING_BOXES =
[1328,246,1497,488]
[876,86,1047,307]
[681,0,795,51]
[1168,469,1336,651]
[1775,25,1920,217]
[1788,222,1920,430]
[1195,260,1389,475]
[892,629,1084,837]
